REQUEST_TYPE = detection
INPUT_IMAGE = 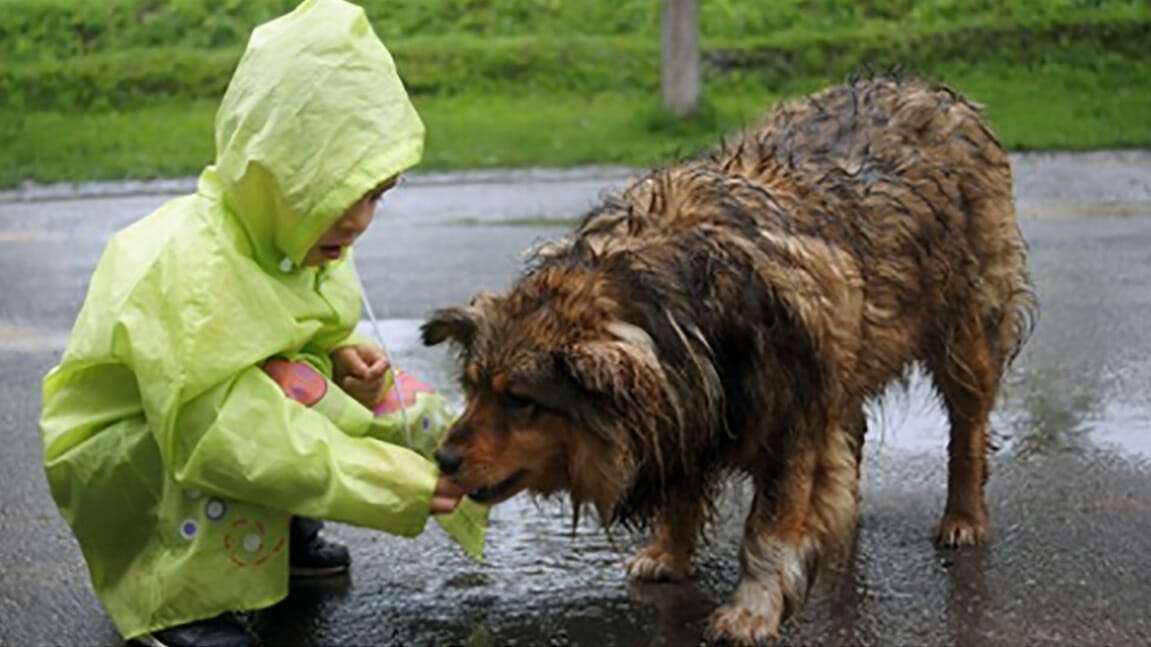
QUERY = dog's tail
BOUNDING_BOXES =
[996,264,1038,372]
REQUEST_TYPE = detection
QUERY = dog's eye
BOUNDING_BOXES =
[503,392,536,412]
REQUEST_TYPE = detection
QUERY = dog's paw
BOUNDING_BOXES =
[625,545,690,582]
[935,511,988,548]
[704,602,779,646]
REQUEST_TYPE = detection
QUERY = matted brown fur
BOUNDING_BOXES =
[423,77,1034,645]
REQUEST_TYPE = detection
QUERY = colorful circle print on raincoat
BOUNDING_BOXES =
[38,0,485,640]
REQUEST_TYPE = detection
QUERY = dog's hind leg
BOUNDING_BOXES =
[929,317,1000,547]
[626,490,706,582]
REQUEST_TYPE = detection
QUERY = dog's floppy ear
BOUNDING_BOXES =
[421,306,480,347]
[561,341,622,397]
[560,322,663,402]
[420,292,498,348]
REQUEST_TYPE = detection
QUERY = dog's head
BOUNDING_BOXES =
[421,268,682,521]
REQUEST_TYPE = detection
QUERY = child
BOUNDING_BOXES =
[37,2,483,646]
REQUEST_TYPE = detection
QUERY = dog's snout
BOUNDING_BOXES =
[434,447,464,475]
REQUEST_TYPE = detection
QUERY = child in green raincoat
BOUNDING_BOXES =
[38,2,485,646]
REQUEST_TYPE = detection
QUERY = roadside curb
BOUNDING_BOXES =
[0,166,640,204]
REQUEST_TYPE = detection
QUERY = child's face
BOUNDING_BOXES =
[303,176,400,266]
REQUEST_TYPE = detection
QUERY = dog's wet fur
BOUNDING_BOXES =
[422,77,1034,645]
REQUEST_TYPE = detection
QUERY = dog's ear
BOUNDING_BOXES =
[561,341,622,398]
[420,292,499,348]
[560,322,663,402]
[421,306,480,348]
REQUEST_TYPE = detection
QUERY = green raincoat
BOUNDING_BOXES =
[38,0,484,639]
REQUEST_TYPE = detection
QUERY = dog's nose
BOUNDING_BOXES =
[434,447,463,475]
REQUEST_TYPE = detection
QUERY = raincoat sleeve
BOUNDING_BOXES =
[182,358,488,559]
[159,362,438,537]
[263,359,488,560]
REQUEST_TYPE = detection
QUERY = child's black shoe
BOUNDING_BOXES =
[289,517,351,578]
[135,614,254,647]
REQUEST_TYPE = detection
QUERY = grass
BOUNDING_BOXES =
[1,0,1147,187]
[2,102,217,186]
[6,13,1146,112]
[3,0,1143,62]
[4,59,1149,188]
[938,63,1151,151]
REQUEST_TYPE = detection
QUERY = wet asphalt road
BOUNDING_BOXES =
[2,152,1150,646]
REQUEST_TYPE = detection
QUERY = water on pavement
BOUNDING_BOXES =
[1,154,1150,646]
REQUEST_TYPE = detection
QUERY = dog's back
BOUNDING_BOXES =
[572,77,1032,399]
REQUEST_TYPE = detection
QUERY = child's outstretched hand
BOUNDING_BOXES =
[432,476,466,515]
[331,344,390,408]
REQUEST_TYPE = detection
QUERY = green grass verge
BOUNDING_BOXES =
[5,12,1146,112]
[5,61,1149,188]
[1,102,217,185]
[2,0,1142,63]
[1,0,1146,186]
[2,2,1146,187]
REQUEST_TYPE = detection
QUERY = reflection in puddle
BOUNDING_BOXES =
[944,548,990,647]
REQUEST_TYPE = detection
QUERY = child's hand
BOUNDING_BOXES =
[331,344,390,408]
[432,476,466,515]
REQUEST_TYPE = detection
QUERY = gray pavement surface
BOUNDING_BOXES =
[2,153,1150,646]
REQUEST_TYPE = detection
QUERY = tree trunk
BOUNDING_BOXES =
[661,0,701,116]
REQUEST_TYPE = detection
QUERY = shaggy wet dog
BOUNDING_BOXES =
[422,77,1034,644]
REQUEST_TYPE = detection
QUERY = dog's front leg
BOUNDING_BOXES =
[705,446,822,645]
[706,423,861,645]
[626,489,707,582]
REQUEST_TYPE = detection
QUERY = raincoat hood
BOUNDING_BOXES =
[206,0,424,269]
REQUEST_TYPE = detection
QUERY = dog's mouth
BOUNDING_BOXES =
[467,470,527,504]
